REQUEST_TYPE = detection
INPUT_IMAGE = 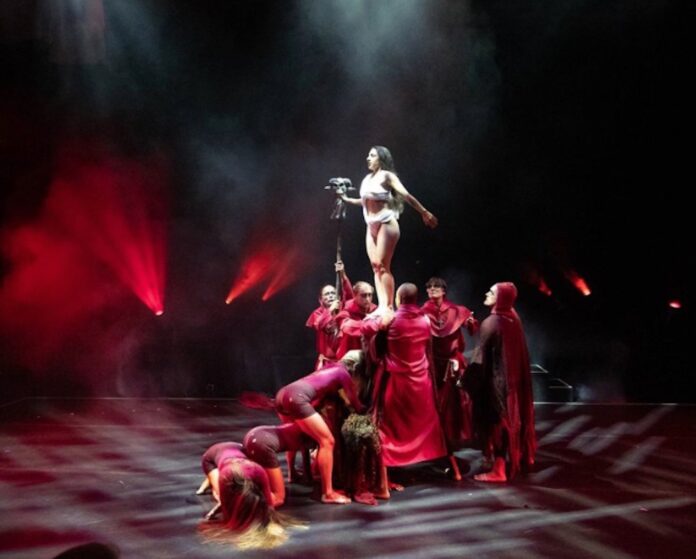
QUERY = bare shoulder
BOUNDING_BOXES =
[381,170,397,187]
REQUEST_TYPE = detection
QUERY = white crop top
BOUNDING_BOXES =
[360,171,392,201]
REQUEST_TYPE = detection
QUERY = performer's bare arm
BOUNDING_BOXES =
[384,171,438,228]
[265,467,286,507]
[338,192,363,206]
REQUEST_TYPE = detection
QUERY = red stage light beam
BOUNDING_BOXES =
[521,263,552,296]
[537,277,553,297]
[565,269,591,296]
[226,249,275,304]
[48,152,168,315]
[261,247,305,301]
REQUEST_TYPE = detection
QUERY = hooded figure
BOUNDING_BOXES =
[468,282,536,482]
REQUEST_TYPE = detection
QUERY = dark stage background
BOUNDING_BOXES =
[0,1,692,402]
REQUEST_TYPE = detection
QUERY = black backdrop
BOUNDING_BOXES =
[0,1,692,402]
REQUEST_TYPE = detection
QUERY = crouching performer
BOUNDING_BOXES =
[275,350,366,504]
[196,442,301,549]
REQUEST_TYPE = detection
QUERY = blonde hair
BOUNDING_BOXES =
[340,350,366,377]
[198,462,305,550]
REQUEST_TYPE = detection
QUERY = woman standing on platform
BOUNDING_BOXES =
[339,146,438,311]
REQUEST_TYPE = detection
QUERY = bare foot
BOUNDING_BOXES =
[321,492,351,504]
[195,478,210,495]
[375,490,391,500]
[474,472,507,483]
[353,491,378,505]
[388,481,404,492]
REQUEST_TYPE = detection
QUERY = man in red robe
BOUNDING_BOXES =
[306,261,353,369]
[468,282,536,482]
[362,283,447,497]
[421,277,479,479]
[335,281,377,359]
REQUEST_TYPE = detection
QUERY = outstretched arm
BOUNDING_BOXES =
[339,194,363,206]
[385,171,438,228]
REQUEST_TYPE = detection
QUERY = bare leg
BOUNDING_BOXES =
[296,413,350,504]
[196,476,211,495]
[366,230,386,307]
[375,462,404,499]
[448,455,462,481]
[365,220,400,310]
[375,464,391,500]
[277,413,300,482]
[286,451,298,482]
[208,468,221,502]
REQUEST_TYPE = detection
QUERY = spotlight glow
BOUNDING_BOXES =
[227,241,311,304]
[50,154,168,315]
[226,249,275,304]
[565,270,591,296]
[522,263,552,296]
[262,247,305,301]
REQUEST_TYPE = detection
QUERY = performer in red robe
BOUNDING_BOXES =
[362,283,447,497]
[421,277,479,479]
[335,281,377,359]
[469,282,536,482]
[306,261,354,368]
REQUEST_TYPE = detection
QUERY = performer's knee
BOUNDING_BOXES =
[318,432,335,449]
[371,261,388,275]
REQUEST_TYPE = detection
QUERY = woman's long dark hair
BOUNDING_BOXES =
[372,145,396,172]
[372,145,404,214]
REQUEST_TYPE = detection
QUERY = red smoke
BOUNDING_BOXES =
[227,240,310,304]
[0,143,168,374]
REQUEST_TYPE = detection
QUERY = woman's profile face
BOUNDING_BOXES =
[366,148,381,172]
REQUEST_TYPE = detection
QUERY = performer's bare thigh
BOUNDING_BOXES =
[366,220,400,268]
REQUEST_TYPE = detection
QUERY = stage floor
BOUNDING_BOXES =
[1,398,695,558]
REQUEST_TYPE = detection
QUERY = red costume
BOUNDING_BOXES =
[306,275,353,368]
[421,298,479,449]
[469,283,536,479]
[275,363,363,420]
[335,297,377,359]
[200,442,274,505]
[362,304,447,466]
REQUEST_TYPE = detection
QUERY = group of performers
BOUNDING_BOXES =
[196,146,536,549]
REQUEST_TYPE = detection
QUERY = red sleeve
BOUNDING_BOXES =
[307,307,336,333]
[339,316,363,337]
[466,315,480,336]
[360,316,381,339]
[341,274,354,302]
[306,307,322,329]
